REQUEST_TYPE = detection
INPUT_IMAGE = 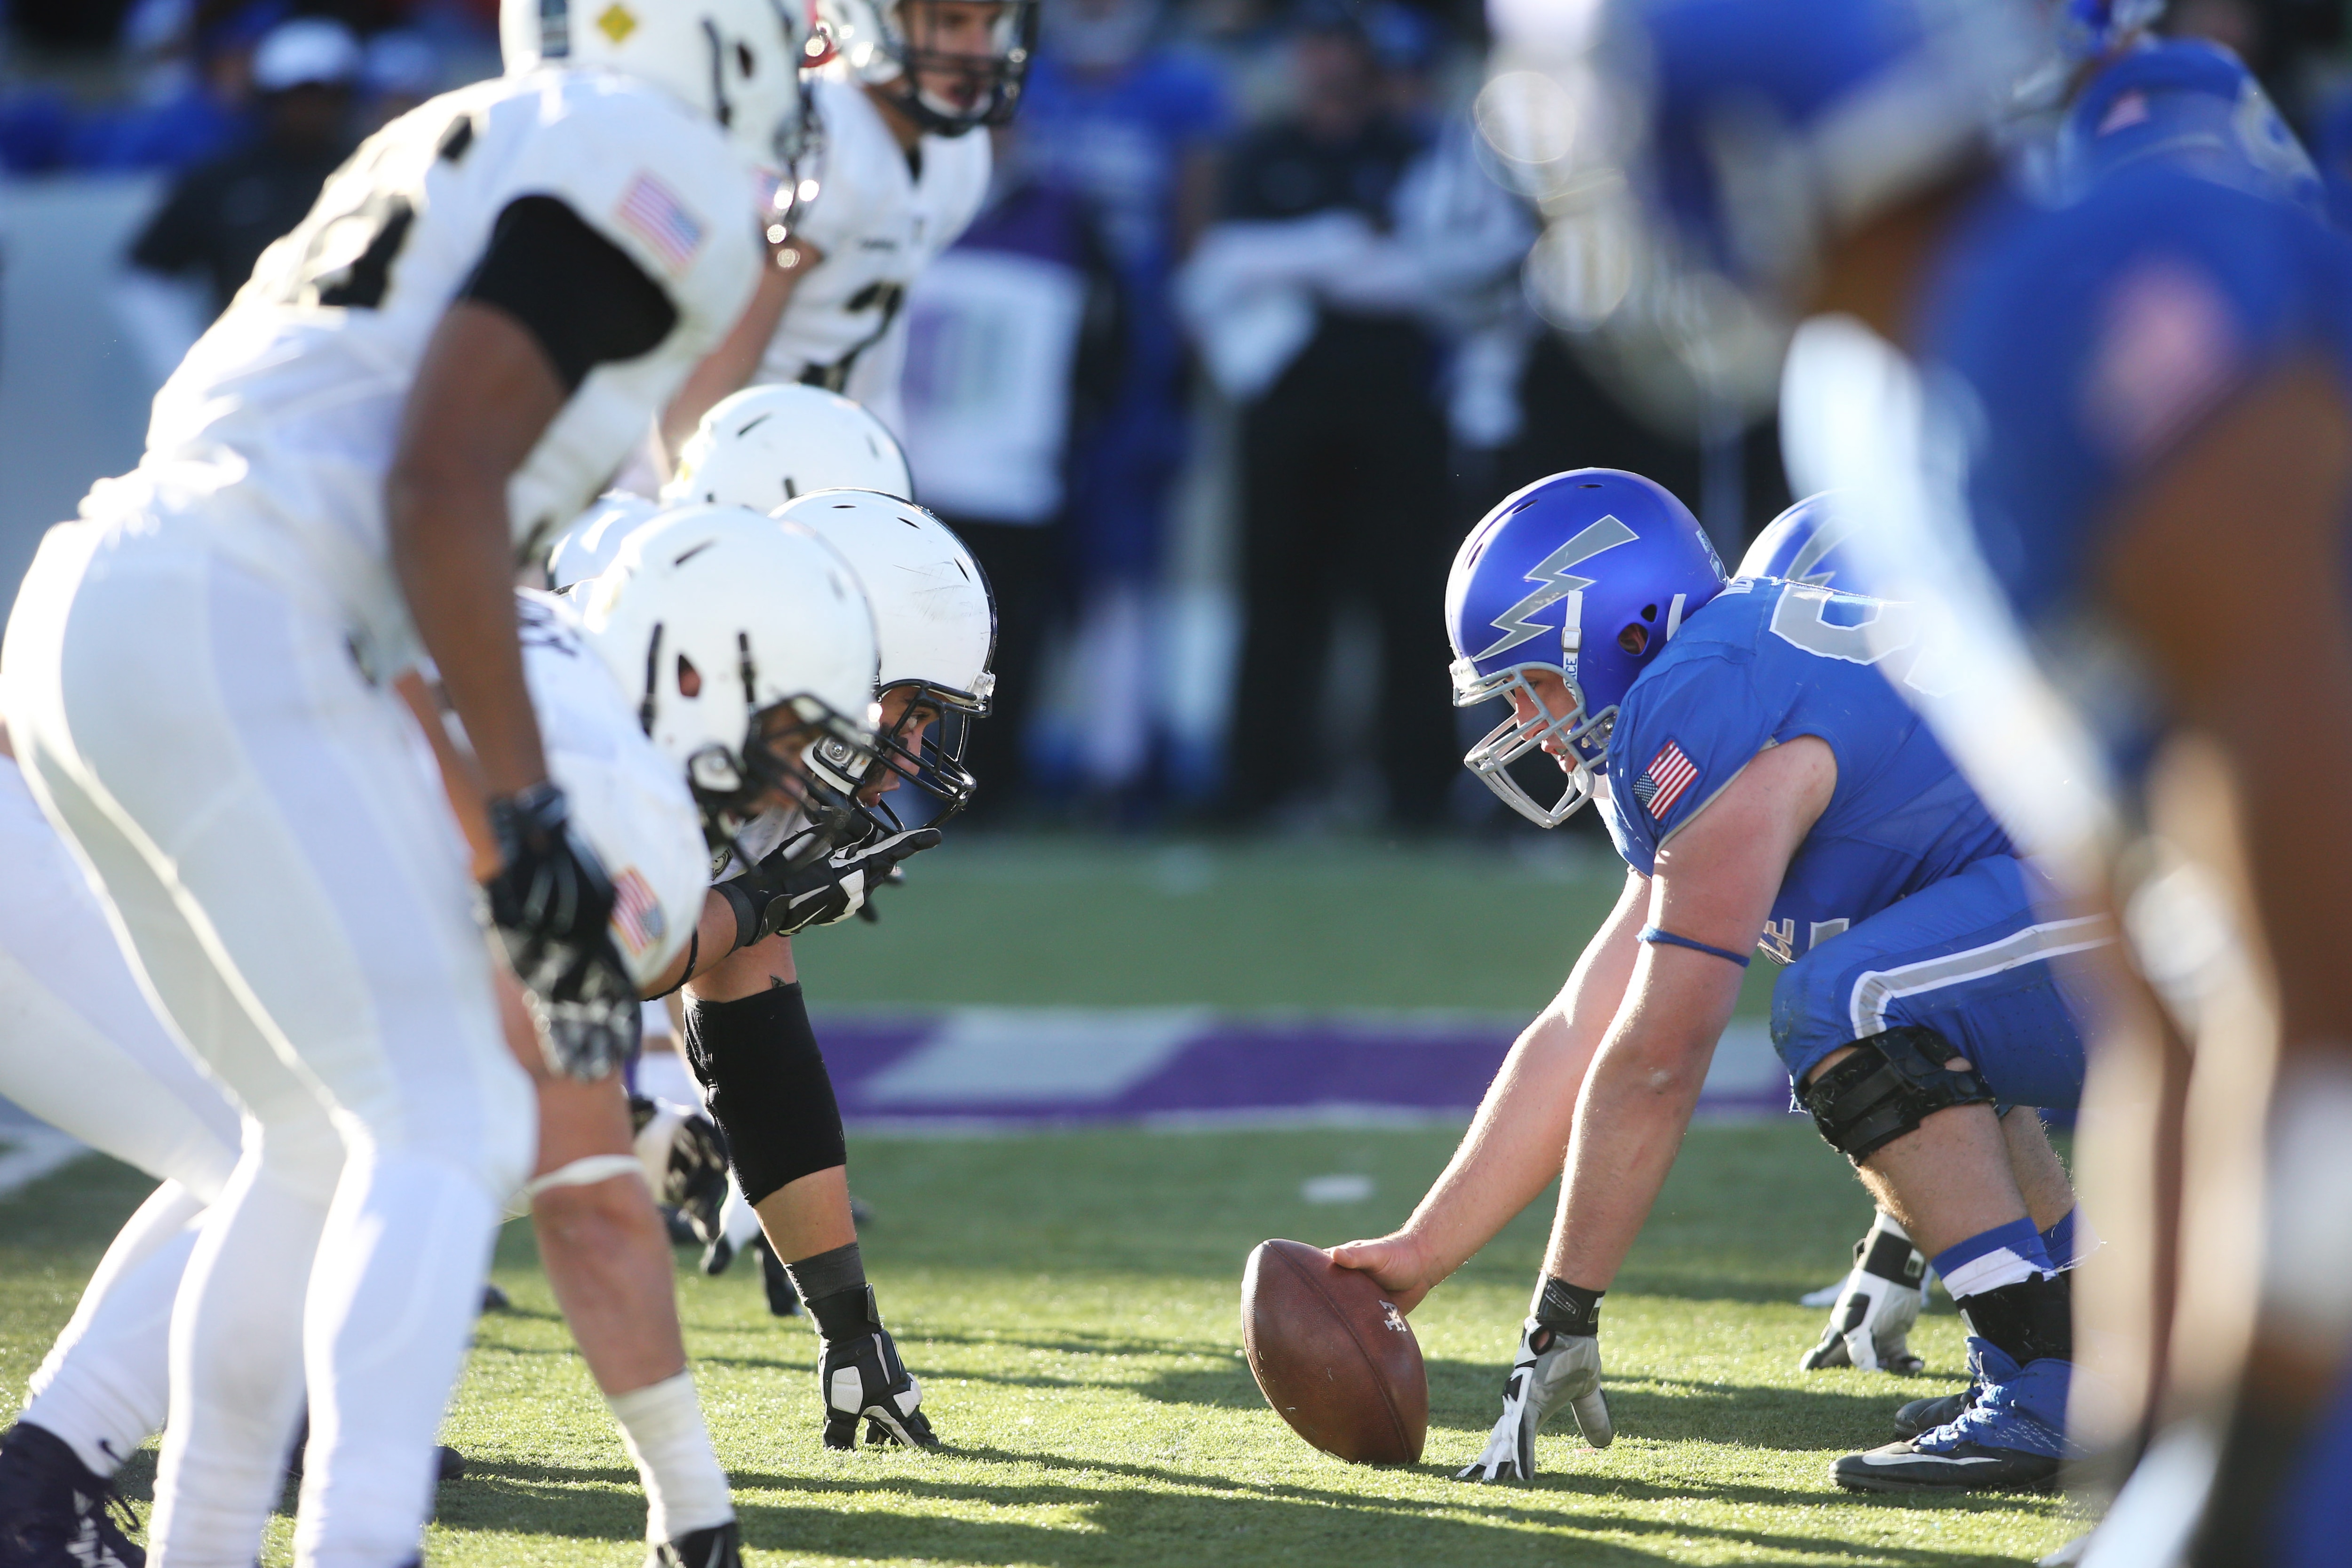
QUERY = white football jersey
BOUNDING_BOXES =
[754,70,990,435]
[85,70,762,666]
[518,589,707,991]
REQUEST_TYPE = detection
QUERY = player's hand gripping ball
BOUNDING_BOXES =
[1242,1239,1427,1464]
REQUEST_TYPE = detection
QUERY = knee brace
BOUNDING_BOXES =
[1800,1025,1995,1160]
[682,983,846,1207]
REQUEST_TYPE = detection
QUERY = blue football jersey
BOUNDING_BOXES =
[2057,38,2323,216]
[1920,162,2352,633]
[1598,579,2013,965]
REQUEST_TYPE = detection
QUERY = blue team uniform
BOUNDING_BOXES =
[1596,578,2102,1102]
[1925,134,2352,649]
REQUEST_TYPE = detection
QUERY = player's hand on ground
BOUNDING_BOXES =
[483,781,638,1079]
[1798,1223,1926,1374]
[755,826,943,939]
[1328,1233,1436,1315]
[820,1323,938,1450]
[1457,1320,1613,1483]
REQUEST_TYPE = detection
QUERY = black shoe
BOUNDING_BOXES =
[1833,1436,2061,1493]
[0,1421,144,1568]
[480,1283,512,1313]
[649,1520,741,1568]
[1892,1386,1975,1439]
[286,1421,464,1486]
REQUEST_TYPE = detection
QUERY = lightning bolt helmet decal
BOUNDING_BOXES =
[1444,469,1729,829]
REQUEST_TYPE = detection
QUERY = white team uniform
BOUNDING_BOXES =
[0,67,755,1566]
[754,69,991,436]
[0,593,709,1498]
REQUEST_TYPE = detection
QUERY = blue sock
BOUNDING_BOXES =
[2040,1210,2077,1269]
[1931,1217,2054,1300]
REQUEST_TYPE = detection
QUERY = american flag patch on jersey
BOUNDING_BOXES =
[1629,739,1700,821]
[617,172,705,272]
[609,868,666,956]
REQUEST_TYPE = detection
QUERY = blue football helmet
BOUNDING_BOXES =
[1736,491,1862,589]
[1446,470,1726,828]
[1611,0,2044,291]
[2057,0,2165,61]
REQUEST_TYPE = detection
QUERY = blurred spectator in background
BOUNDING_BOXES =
[899,128,1125,823]
[1182,0,1524,831]
[1013,0,1229,814]
[0,0,283,174]
[115,16,358,377]
[358,26,443,129]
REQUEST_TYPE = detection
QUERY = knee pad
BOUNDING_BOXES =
[683,983,846,1206]
[1800,1025,1995,1160]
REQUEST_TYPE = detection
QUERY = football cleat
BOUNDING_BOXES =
[1833,1341,2069,1494]
[1892,1385,1976,1439]
[648,1520,742,1568]
[1455,1320,1613,1484]
[0,1421,143,1568]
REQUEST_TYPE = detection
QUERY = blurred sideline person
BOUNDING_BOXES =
[0,0,798,1558]
[659,0,1038,455]
[116,16,365,385]
[1335,472,2103,1494]
[898,132,1121,816]
[0,510,884,1561]
[1184,3,1523,828]
[1595,0,2352,1560]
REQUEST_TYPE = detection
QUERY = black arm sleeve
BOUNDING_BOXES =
[458,194,680,392]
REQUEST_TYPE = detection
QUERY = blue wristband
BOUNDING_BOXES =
[1639,926,1750,968]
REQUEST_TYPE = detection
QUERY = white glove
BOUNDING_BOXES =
[1456,1320,1613,1483]
[1799,1212,1927,1374]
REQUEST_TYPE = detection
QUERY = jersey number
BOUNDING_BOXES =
[1767,584,1940,697]
[802,280,907,392]
[255,110,470,311]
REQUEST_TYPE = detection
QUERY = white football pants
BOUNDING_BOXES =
[3,521,533,1568]
[0,753,243,1476]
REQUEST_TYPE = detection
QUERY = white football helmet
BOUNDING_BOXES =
[773,489,994,822]
[663,385,914,512]
[819,0,1037,136]
[578,504,881,853]
[501,0,814,167]
[544,492,661,591]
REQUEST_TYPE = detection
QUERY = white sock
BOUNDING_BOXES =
[605,1371,734,1543]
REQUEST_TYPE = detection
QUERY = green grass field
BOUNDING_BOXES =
[0,839,2074,1564]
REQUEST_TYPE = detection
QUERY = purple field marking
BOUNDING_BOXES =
[816,1011,1794,1129]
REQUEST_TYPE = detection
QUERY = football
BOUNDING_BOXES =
[1240,1239,1428,1465]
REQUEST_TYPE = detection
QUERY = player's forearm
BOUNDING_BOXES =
[1545,954,1743,1288]
[389,471,548,800]
[643,889,755,1000]
[1402,884,1645,1277]
[659,256,804,459]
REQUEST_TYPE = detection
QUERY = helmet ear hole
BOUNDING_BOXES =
[1640,604,1658,621]
[676,653,703,698]
[737,40,755,74]
[1618,624,1649,657]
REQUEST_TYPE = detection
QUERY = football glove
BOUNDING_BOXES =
[1456,1319,1613,1483]
[1799,1214,1927,1375]
[629,1096,730,1246]
[484,781,637,1080]
[718,826,942,945]
[813,1287,937,1450]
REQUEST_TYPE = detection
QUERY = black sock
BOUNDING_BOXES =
[1534,1276,1605,1338]
[789,1242,879,1341]
[1956,1269,2072,1365]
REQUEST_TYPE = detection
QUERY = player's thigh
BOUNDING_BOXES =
[1772,856,2109,1109]
[42,541,529,1187]
[0,762,243,1197]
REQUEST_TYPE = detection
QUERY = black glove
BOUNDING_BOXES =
[812,1286,937,1449]
[483,781,638,1080]
[719,827,942,946]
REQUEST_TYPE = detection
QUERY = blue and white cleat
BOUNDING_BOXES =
[1834,1341,2069,1493]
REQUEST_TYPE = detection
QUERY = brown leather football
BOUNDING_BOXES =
[1240,1238,1427,1464]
